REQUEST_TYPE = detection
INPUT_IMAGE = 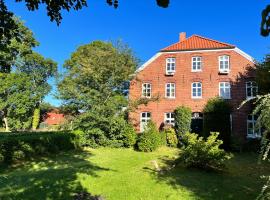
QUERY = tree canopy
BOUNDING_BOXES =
[0,16,57,131]
[58,40,138,145]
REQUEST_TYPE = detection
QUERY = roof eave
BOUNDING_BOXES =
[160,46,235,52]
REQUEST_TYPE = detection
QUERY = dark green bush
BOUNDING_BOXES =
[174,106,192,137]
[74,117,137,148]
[164,128,178,147]
[137,121,162,152]
[0,131,78,163]
[180,132,232,170]
[203,97,232,150]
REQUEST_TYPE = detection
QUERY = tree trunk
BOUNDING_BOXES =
[3,117,9,132]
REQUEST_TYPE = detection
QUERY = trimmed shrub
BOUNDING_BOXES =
[137,121,161,152]
[164,128,178,147]
[0,131,78,164]
[122,124,137,148]
[203,97,232,150]
[174,106,192,137]
[180,132,232,170]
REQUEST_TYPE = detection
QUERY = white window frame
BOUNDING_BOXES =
[219,55,230,73]
[219,82,231,99]
[191,56,202,72]
[165,83,176,98]
[142,83,151,98]
[191,82,202,99]
[140,112,151,132]
[166,57,176,75]
[164,112,175,126]
[247,115,261,138]
[246,81,258,99]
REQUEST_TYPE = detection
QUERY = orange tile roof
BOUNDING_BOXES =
[161,34,235,52]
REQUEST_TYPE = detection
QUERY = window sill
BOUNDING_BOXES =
[247,135,261,139]
[165,97,176,99]
[141,96,151,99]
[192,97,202,99]
[218,71,230,75]
[191,70,202,72]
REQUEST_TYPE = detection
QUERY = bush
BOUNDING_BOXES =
[174,106,192,137]
[0,131,78,164]
[180,132,232,170]
[164,128,178,147]
[203,97,232,150]
[137,121,162,152]
[122,124,137,148]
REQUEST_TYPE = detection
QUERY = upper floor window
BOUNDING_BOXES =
[165,83,175,98]
[247,115,261,138]
[142,83,151,98]
[246,81,258,99]
[192,56,202,72]
[192,82,202,98]
[219,82,231,99]
[140,112,151,132]
[164,112,175,126]
[219,55,230,73]
[166,58,176,75]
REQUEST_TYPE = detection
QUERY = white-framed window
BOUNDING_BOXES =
[247,115,261,138]
[166,57,176,75]
[140,112,151,132]
[142,83,151,98]
[219,82,231,99]
[164,112,175,126]
[246,81,258,99]
[192,56,202,72]
[219,55,230,72]
[165,83,175,98]
[191,82,202,98]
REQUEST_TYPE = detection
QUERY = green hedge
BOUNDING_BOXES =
[0,131,79,164]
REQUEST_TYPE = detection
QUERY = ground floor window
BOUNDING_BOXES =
[164,112,175,126]
[140,112,151,132]
[247,115,261,138]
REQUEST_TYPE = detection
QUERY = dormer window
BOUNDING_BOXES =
[219,55,230,73]
[166,58,176,75]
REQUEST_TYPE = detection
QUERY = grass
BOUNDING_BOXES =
[0,147,269,200]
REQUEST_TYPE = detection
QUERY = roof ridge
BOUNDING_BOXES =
[161,34,193,51]
[191,34,235,47]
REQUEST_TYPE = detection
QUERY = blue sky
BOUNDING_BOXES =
[6,0,270,106]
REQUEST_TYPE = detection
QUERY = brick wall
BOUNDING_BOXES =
[129,49,255,139]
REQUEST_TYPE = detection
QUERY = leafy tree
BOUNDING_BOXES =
[17,52,57,130]
[0,16,56,131]
[255,55,270,95]
[0,14,38,73]
[261,5,270,36]
[0,73,37,131]
[1,0,169,26]
[58,40,137,144]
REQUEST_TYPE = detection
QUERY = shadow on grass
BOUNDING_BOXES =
[0,150,110,200]
[145,154,267,200]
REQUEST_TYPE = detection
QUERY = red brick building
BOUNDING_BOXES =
[129,32,259,140]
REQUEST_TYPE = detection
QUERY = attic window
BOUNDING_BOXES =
[166,58,176,75]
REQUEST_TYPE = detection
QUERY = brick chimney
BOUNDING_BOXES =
[179,32,186,42]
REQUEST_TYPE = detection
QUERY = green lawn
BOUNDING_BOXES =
[0,147,269,200]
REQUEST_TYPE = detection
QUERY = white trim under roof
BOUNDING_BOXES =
[135,48,254,73]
